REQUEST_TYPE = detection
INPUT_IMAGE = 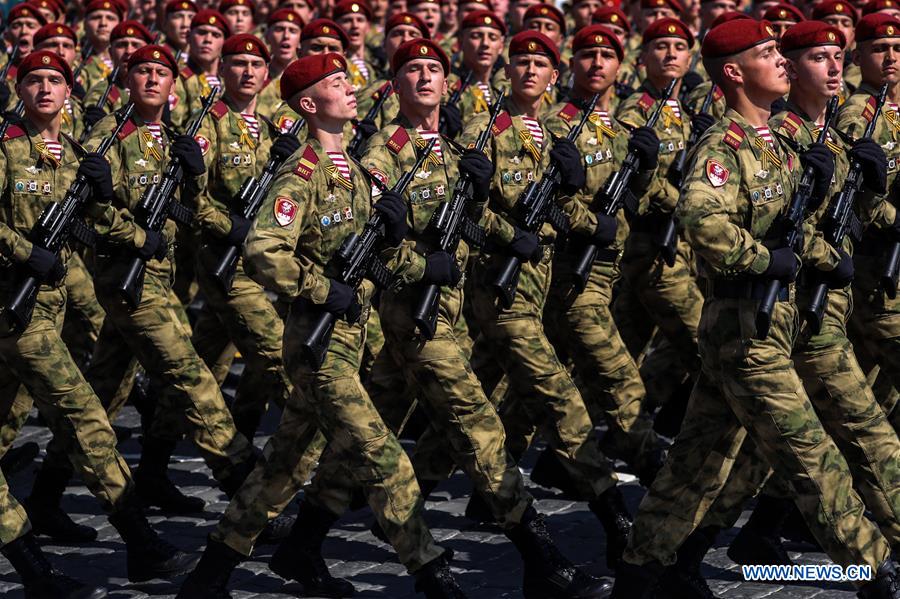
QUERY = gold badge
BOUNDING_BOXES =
[541,6,548,13]
[403,15,412,22]
[779,9,787,17]
[102,1,110,8]
[595,34,604,43]
[41,55,50,64]
[210,15,217,23]
[287,13,295,19]
[528,41,537,51]
[127,27,134,34]
[153,50,161,58]
[827,31,836,41]
[419,45,428,55]
[352,2,360,10]
[245,41,253,50]
[836,2,844,9]
[485,16,492,24]
[333,58,342,67]
[56,26,63,33]
[889,24,896,34]
[667,24,676,33]
[323,25,330,32]
[766,25,775,35]
[611,14,619,21]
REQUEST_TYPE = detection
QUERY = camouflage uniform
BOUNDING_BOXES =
[172,63,227,130]
[354,77,399,128]
[77,55,115,103]
[82,76,130,114]
[256,75,285,119]
[447,72,497,125]
[622,108,892,573]
[60,250,105,370]
[684,81,726,120]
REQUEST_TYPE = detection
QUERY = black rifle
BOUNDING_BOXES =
[572,78,678,291]
[755,94,840,339]
[301,138,437,370]
[348,83,391,160]
[439,70,473,136]
[412,92,503,339]
[72,42,94,84]
[118,86,219,309]
[3,103,135,335]
[492,92,601,308]
[79,65,122,143]
[804,85,888,331]
[657,83,716,267]
[209,116,306,291]
[0,100,24,140]
[0,44,19,97]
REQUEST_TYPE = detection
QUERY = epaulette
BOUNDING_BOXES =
[3,124,25,141]
[779,112,803,137]
[557,102,580,123]
[107,86,121,106]
[723,121,745,150]
[637,92,656,112]
[293,144,319,180]
[713,85,723,101]
[862,95,878,123]
[180,65,194,79]
[210,100,228,120]
[386,126,410,154]
[491,111,512,136]
[117,118,137,140]
[5,65,16,80]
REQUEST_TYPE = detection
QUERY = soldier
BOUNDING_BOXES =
[812,0,861,93]
[280,0,316,24]
[0,49,195,596]
[409,0,442,40]
[611,18,900,598]
[177,51,466,599]
[28,0,65,24]
[79,0,124,97]
[450,10,505,124]
[592,7,639,94]
[33,24,85,145]
[219,0,257,34]
[763,3,806,40]
[258,8,304,117]
[300,17,350,55]
[162,0,199,61]
[334,0,378,91]
[172,9,230,131]
[0,4,46,111]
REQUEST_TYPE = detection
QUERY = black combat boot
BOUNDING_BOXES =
[176,538,244,599]
[505,506,613,598]
[610,558,663,599]
[24,464,97,542]
[659,526,719,599]
[134,436,205,514]
[414,552,467,598]
[108,494,199,582]
[463,491,496,524]
[859,560,900,599]
[588,486,632,570]
[269,500,356,597]
[0,441,39,475]
[1,532,107,599]
[726,495,793,566]
[530,449,581,499]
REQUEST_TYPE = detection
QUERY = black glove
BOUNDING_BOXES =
[801,142,835,210]
[682,71,703,94]
[850,137,887,194]
[763,246,800,282]
[459,149,494,201]
[373,190,409,247]
[628,126,660,171]
[270,133,301,162]
[323,279,360,321]
[353,118,378,141]
[25,245,64,283]
[549,137,586,195]
[423,251,462,286]
[77,153,115,204]
[225,214,251,246]
[770,97,790,115]
[137,229,168,261]
[171,134,206,177]
[823,248,854,289]
[440,103,462,139]
[691,112,716,137]
[83,105,107,130]
[508,227,541,262]
[591,213,618,247]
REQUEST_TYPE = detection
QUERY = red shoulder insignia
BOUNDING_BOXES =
[179,65,194,79]
[779,112,802,137]
[712,85,723,101]
[117,118,137,140]
[210,100,228,120]
[491,111,512,136]
[723,121,745,151]
[5,65,16,81]
[862,95,878,123]
[637,92,655,112]
[293,144,319,180]
[557,102,580,123]
[386,127,410,154]
[3,124,25,141]
[373,81,393,101]
[107,86,121,106]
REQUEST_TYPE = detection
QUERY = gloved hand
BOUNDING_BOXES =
[171,134,206,177]
[681,71,703,94]
[439,103,462,139]
[508,227,541,262]
[628,126,660,171]
[78,153,115,204]
[423,251,462,286]
[459,149,494,201]
[823,248,854,289]
[270,132,301,161]
[137,229,168,261]
[353,118,378,141]
[373,190,408,246]
[83,105,107,130]
[25,245,64,283]
[850,137,887,194]
[323,278,361,321]
[225,214,251,246]
[549,137,586,195]
[591,213,618,247]
[691,112,716,136]
[763,246,800,282]
[801,142,835,210]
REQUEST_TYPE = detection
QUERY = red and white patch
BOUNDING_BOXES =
[277,116,295,134]
[706,159,729,187]
[368,168,388,195]
[168,94,179,110]
[274,196,298,227]
[194,135,210,156]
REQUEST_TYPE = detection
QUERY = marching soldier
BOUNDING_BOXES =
[162,0,199,61]
[450,10,505,124]
[334,0,379,90]
[219,0,257,34]
[79,0,124,97]
[0,4,46,111]
[33,23,85,146]
[812,0,862,94]
[173,9,230,131]
[258,7,304,117]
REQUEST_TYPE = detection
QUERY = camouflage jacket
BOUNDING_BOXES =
[446,73,499,127]
[355,77,399,128]
[172,62,226,131]
[684,81,726,121]
[82,75,130,114]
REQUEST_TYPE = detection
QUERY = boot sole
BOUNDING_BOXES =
[127,554,201,583]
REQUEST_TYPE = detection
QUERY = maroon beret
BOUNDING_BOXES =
[462,9,507,35]
[702,18,777,58]
[17,49,72,85]
[267,8,304,26]
[780,20,846,51]
[84,0,124,18]
[407,0,442,8]
[592,7,631,33]
[33,22,77,46]
[763,3,805,23]
[333,0,374,21]
[509,30,560,65]
[222,33,271,61]
[642,17,694,46]
[709,10,752,29]
[572,24,624,60]
[281,52,347,99]
[385,12,430,38]
[8,4,46,25]
[524,4,566,35]
[640,0,684,14]
[219,0,256,13]
[192,9,232,35]
[301,18,350,48]
[856,12,900,39]
[813,0,859,23]
[127,44,179,73]
[390,38,450,74]
[165,0,198,15]
[111,20,154,43]
[28,0,64,19]
[863,0,900,15]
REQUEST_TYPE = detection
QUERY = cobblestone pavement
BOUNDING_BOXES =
[0,400,860,598]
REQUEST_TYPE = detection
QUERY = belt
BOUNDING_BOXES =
[707,278,790,302]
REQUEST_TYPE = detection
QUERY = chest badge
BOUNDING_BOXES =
[706,159,729,188]
[274,196,298,227]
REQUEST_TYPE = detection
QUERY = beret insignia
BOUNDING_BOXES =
[668,24,676,32]
[41,55,50,64]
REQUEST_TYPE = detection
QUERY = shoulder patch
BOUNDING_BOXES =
[5,65,16,81]
[3,124,25,141]
[180,65,194,80]
[107,86,121,105]
[276,114,296,133]
[274,196,298,227]
[706,159,729,187]
[712,85,723,101]
[779,112,802,137]
[637,92,655,112]
[723,121,745,151]
[557,102,580,123]
[492,111,512,136]
[194,134,210,156]
[386,127,410,154]
[293,144,319,180]
[210,100,228,120]
[117,118,137,140]
[862,95,878,123]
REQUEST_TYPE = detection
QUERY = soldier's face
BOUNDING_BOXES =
[37,38,77,66]
[190,25,226,62]
[111,38,147,67]
[770,21,795,40]
[572,47,620,95]
[411,3,441,36]
[222,54,268,98]
[700,0,737,28]
[510,0,541,32]
[441,3,458,29]
[266,22,302,65]
[86,10,120,44]
[600,24,629,44]
[785,46,843,99]
[525,18,563,45]
[127,63,176,109]
[7,18,42,54]
[505,53,559,101]
[461,27,504,72]
[165,11,196,48]
[17,69,70,117]
[384,25,424,60]
[639,8,675,32]
[856,39,900,85]
[750,0,779,18]
[301,36,345,55]
[281,0,314,23]
[337,14,371,51]
[733,40,789,98]
[394,58,447,109]
[822,15,854,48]
[643,37,692,83]
[224,6,255,35]
[370,0,389,19]
[298,71,358,122]
[573,0,603,29]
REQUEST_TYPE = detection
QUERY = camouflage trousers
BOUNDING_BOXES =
[60,250,105,370]
[0,283,132,545]
[623,297,892,576]
[190,249,291,438]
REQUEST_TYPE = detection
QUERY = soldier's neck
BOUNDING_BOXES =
[227,92,257,114]
[311,124,345,153]
[24,111,61,141]
[464,62,492,84]
[573,85,614,112]
[729,93,773,128]
[648,75,680,100]
[786,91,829,126]
[401,105,440,131]
[874,79,900,104]
[509,93,542,119]
[190,55,219,75]
[135,103,165,125]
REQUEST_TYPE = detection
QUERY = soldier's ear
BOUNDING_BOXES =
[721,60,743,86]
[549,68,559,87]
[298,95,317,114]
[851,48,860,67]
[784,59,798,81]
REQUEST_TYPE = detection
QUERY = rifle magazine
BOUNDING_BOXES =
[367,257,395,289]
[168,201,195,226]
[461,217,487,248]
[69,219,97,248]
